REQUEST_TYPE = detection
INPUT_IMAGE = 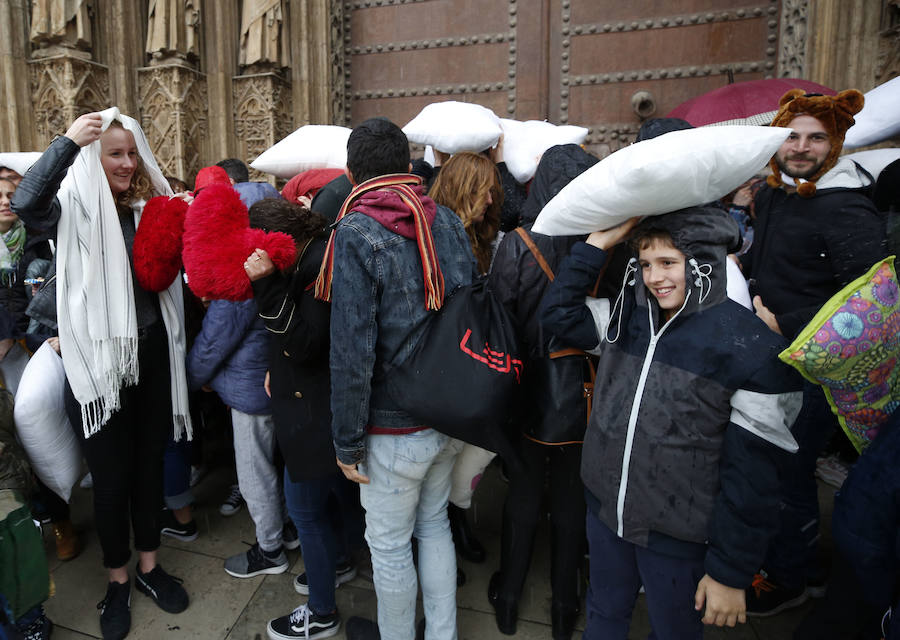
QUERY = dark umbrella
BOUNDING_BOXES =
[666,78,835,127]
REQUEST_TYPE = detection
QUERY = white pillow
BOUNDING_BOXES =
[14,342,80,503]
[403,101,502,154]
[726,258,752,310]
[0,152,42,177]
[532,126,791,236]
[844,148,900,180]
[500,119,589,183]
[250,125,350,179]
[844,76,900,149]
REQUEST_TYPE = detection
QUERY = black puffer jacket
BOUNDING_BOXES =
[542,207,803,589]
[0,228,54,337]
[489,144,597,443]
[250,236,337,482]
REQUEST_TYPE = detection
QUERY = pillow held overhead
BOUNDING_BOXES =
[843,76,900,149]
[403,101,502,154]
[500,119,589,184]
[250,125,351,179]
[531,125,791,236]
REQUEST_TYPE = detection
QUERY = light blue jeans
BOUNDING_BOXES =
[359,430,463,640]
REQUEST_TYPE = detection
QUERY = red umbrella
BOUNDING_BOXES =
[666,78,835,126]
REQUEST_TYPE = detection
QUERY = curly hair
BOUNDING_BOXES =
[429,152,502,273]
[103,121,156,207]
[248,197,329,264]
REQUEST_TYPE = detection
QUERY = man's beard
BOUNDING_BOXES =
[776,154,827,180]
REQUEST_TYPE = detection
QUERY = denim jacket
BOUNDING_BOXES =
[330,203,477,464]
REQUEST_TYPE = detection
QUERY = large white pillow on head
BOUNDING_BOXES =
[500,119,589,184]
[844,148,900,180]
[844,76,900,149]
[0,152,42,177]
[250,125,351,179]
[532,125,791,236]
[403,101,502,154]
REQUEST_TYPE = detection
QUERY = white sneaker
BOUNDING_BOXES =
[219,484,244,516]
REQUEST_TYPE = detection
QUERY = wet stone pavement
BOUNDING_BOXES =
[42,459,834,639]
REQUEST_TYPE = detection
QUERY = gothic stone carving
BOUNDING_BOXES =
[778,0,808,77]
[138,64,208,180]
[876,0,900,81]
[239,0,290,72]
[30,0,93,59]
[330,0,347,124]
[29,55,109,145]
[233,73,292,181]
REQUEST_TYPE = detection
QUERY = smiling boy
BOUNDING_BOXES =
[540,207,802,639]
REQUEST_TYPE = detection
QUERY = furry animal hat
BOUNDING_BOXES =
[767,88,865,197]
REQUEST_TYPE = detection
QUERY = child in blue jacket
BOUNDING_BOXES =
[541,207,802,638]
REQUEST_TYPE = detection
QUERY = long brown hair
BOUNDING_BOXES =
[429,152,502,274]
[104,121,155,207]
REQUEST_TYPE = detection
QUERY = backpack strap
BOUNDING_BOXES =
[515,227,554,281]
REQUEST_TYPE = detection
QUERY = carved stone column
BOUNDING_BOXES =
[289,0,331,126]
[807,0,884,92]
[232,71,292,181]
[138,63,208,181]
[28,54,109,145]
[0,0,37,151]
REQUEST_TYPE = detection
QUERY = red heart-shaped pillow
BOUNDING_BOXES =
[182,183,296,301]
[133,195,189,292]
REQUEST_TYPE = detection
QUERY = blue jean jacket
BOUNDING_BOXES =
[329,204,477,464]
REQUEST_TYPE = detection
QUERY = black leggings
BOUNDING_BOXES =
[497,437,586,612]
[64,323,172,569]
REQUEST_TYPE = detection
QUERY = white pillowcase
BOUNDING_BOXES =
[14,342,80,503]
[403,101,502,154]
[844,76,900,149]
[532,126,791,236]
[250,125,351,179]
[500,119,589,184]
[0,152,42,177]
[844,148,900,180]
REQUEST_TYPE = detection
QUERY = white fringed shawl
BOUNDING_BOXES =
[56,107,192,440]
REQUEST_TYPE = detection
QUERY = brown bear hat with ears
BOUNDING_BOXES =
[767,88,865,197]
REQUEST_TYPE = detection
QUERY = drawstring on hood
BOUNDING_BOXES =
[606,257,638,343]
[688,257,713,305]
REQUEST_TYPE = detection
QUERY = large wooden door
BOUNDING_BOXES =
[333,0,782,157]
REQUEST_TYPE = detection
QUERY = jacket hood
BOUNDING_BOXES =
[520,144,598,224]
[233,181,282,209]
[630,207,741,323]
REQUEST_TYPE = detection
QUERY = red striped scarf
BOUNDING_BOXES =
[314,173,445,310]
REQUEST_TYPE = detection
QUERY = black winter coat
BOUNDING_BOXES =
[250,237,337,482]
[742,166,887,341]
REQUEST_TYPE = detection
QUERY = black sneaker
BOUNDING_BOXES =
[160,509,199,542]
[225,542,289,578]
[97,580,131,640]
[267,604,340,639]
[294,561,357,595]
[135,563,189,613]
[283,520,300,551]
[745,571,808,617]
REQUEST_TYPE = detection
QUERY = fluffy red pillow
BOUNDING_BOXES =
[133,195,189,292]
[182,183,296,301]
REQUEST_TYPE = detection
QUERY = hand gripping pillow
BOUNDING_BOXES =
[250,125,351,179]
[14,342,79,502]
[133,195,189,292]
[500,119,589,183]
[843,76,900,149]
[182,183,297,301]
[780,257,900,453]
[403,101,502,154]
[531,125,791,236]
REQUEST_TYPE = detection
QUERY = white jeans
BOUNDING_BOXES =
[231,409,284,552]
[360,430,463,640]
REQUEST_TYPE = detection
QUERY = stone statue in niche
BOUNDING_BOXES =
[146,0,200,64]
[30,0,93,58]
[239,0,289,71]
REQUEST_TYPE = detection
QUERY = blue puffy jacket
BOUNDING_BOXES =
[187,299,271,415]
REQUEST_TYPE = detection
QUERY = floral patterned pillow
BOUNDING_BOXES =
[780,257,900,452]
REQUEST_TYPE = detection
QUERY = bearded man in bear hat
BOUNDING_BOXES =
[740,89,887,617]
